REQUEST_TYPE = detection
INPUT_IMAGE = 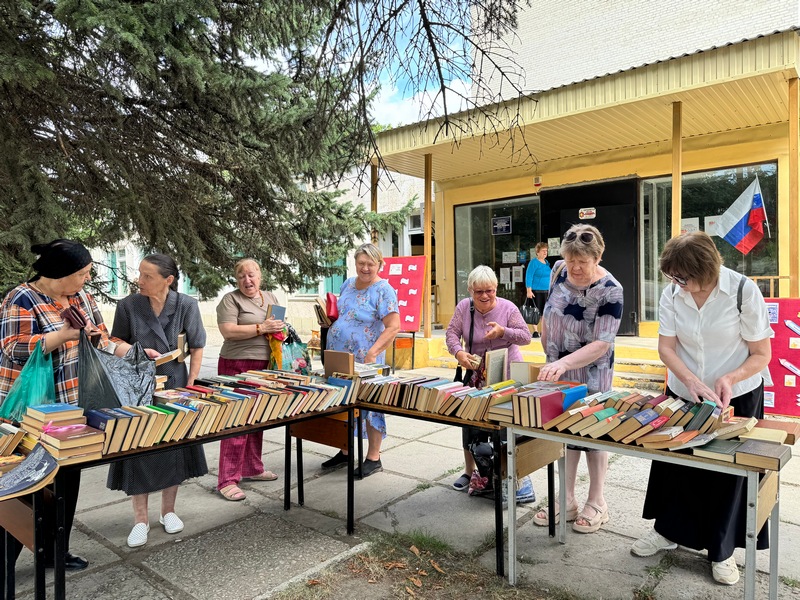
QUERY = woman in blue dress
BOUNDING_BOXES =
[322,243,400,477]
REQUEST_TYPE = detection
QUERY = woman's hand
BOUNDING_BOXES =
[144,348,161,359]
[685,377,721,406]
[455,350,479,370]
[713,374,735,409]
[261,318,284,334]
[538,359,568,382]
[364,351,377,364]
[526,288,534,299]
[485,322,505,340]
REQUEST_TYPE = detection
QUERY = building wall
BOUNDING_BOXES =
[479,0,799,97]
[434,127,791,328]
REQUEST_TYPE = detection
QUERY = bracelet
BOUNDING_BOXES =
[256,323,262,336]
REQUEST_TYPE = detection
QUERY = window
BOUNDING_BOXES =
[109,249,128,297]
[640,163,778,321]
[324,259,347,294]
[453,195,541,305]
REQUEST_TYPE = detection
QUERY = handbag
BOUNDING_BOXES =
[0,341,56,421]
[454,300,475,385]
[521,297,540,325]
[325,292,339,321]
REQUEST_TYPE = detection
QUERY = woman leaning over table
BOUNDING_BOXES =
[107,254,208,548]
[215,258,285,501]
[0,239,137,571]
[322,243,400,478]
[446,265,534,501]
[631,231,772,586]
[534,224,623,534]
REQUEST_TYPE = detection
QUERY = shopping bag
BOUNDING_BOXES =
[0,341,56,421]
[281,324,311,375]
[325,292,339,321]
[77,330,155,412]
[521,298,540,325]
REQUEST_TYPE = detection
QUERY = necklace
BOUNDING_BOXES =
[246,291,264,307]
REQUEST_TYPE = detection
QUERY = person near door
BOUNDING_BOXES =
[630,231,772,586]
[525,242,551,338]
[534,224,623,533]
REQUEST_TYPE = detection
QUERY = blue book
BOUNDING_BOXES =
[561,384,589,410]
[268,304,286,321]
[28,404,83,420]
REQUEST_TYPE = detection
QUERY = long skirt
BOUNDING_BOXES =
[641,383,768,562]
[107,446,208,496]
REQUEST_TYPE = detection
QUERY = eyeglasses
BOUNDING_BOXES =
[662,271,689,286]
[471,288,496,296]
[564,230,594,244]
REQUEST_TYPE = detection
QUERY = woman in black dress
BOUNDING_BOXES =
[107,254,208,548]
[631,232,772,585]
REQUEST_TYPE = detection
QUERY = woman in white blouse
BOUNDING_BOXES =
[631,231,772,586]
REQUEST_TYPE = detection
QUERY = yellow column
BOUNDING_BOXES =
[789,78,799,296]
[671,101,682,238]
[424,154,433,338]
[370,163,378,243]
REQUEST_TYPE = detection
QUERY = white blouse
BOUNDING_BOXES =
[658,266,773,399]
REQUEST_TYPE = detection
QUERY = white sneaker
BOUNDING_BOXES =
[127,522,149,548]
[712,556,739,585]
[159,512,184,534]
[631,528,677,557]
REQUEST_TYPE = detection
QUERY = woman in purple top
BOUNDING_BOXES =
[446,266,533,496]
[533,224,623,534]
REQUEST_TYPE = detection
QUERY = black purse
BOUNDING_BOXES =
[454,299,475,385]
[521,297,540,325]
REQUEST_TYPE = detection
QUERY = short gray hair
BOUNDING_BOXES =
[467,266,497,291]
[560,224,605,260]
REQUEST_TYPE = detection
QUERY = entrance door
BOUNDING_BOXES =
[558,204,638,335]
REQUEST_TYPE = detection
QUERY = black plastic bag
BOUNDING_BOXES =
[521,298,540,325]
[77,330,155,412]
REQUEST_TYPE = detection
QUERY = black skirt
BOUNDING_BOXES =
[641,383,768,562]
[107,446,208,496]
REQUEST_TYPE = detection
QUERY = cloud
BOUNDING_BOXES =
[370,78,472,128]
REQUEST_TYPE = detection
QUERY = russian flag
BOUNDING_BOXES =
[715,177,768,254]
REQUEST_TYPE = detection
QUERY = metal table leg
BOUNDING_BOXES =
[32,491,45,600]
[296,437,304,507]
[492,429,504,577]
[507,433,517,584]
[347,407,355,534]
[53,472,67,600]
[769,476,779,600]
[744,471,758,600]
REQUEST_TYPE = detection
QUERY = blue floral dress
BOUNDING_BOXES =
[327,277,399,437]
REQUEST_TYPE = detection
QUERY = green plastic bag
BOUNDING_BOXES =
[0,341,56,422]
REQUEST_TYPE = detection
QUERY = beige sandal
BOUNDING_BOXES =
[572,501,609,534]
[246,471,279,481]
[219,484,246,501]
[532,503,579,527]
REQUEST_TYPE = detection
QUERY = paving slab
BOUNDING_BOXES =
[380,439,465,480]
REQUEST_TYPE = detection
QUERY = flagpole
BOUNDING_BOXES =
[757,175,771,238]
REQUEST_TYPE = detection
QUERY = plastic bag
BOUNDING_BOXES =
[521,298,540,325]
[0,341,56,421]
[77,330,155,412]
[282,324,311,375]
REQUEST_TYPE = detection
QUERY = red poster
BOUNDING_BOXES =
[765,298,800,417]
[379,256,427,332]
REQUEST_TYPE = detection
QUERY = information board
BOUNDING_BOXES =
[765,298,800,417]
[379,256,427,332]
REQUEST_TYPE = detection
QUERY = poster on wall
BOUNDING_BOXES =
[765,298,800,417]
[378,256,427,333]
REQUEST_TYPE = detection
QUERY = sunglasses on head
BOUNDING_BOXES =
[564,230,594,244]
[662,271,689,286]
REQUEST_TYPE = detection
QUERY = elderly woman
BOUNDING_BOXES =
[322,243,400,478]
[108,254,208,548]
[631,232,772,586]
[446,266,533,500]
[534,224,623,533]
[525,242,552,338]
[215,258,285,501]
[0,239,138,570]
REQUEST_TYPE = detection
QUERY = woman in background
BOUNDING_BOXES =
[215,259,285,501]
[322,243,400,477]
[534,224,623,534]
[446,265,533,501]
[525,242,551,338]
[108,254,208,548]
[631,232,771,586]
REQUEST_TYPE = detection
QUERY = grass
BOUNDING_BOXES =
[780,575,800,588]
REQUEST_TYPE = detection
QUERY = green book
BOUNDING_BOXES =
[685,400,717,431]
[147,405,178,443]
[692,438,742,462]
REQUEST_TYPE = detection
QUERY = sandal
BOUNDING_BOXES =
[572,501,609,534]
[532,502,579,527]
[246,471,279,481]
[219,484,246,501]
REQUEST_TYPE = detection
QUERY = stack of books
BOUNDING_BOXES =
[20,404,86,436]
[38,424,105,464]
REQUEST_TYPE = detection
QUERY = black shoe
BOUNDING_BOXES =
[45,553,89,571]
[321,451,348,469]
[532,331,540,338]
[353,459,383,478]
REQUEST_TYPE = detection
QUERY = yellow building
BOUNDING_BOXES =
[376,30,800,337]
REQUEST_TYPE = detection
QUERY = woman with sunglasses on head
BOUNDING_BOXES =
[446,266,534,501]
[631,231,772,586]
[533,224,623,534]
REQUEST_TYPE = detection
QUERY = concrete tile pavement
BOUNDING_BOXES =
[6,348,800,599]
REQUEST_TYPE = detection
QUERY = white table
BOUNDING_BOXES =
[506,427,782,600]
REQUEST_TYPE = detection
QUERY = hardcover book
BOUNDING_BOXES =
[668,431,717,451]
[39,425,105,450]
[738,427,788,444]
[735,439,792,470]
[753,418,800,445]
[636,426,684,445]
[714,416,758,440]
[692,438,743,462]
[27,404,83,421]
[608,408,659,442]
